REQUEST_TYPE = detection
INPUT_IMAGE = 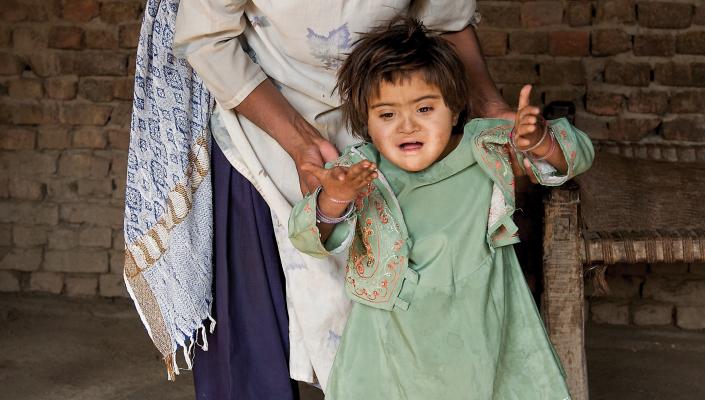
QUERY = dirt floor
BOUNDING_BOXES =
[1,294,704,400]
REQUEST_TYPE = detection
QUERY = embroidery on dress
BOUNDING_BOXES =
[306,23,352,70]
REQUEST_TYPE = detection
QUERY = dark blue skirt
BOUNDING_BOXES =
[193,139,299,400]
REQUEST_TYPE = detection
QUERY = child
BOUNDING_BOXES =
[289,18,593,399]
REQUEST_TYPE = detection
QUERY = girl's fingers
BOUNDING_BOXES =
[517,85,532,111]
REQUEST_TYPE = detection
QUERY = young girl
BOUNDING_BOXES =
[289,19,594,399]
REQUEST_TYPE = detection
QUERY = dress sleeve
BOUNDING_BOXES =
[408,0,481,32]
[522,118,595,186]
[173,0,267,109]
[288,191,356,259]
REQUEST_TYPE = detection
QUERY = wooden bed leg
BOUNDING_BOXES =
[542,186,588,400]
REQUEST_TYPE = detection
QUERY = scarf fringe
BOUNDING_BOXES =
[164,313,217,381]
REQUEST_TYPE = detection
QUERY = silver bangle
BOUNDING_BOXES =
[314,186,355,224]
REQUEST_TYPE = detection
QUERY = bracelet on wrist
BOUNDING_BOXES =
[314,186,355,224]
[527,126,557,162]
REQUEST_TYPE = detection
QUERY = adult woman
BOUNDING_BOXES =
[172,1,513,398]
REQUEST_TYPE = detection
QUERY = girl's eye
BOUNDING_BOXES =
[418,106,433,113]
[380,112,394,119]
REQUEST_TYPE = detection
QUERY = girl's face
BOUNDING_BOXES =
[366,72,459,172]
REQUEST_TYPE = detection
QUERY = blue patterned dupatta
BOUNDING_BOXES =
[123,0,215,379]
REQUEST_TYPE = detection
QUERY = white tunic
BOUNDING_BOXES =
[173,0,479,387]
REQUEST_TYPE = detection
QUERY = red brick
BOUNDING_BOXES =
[44,250,108,273]
[549,31,589,56]
[586,91,623,116]
[0,271,20,292]
[477,30,507,57]
[100,1,143,24]
[9,179,44,201]
[521,1,564,28]
[12,27,47,51]
[480,4,521,28]
[112,77,133,100]
[634,34,675,57]
[694,63,705,88]
[655,62,693,86]
[78,77,114,102]
[662,117,705,141]
[62,0,99,22]
[107,128,129,150]
[0,128,35,150]
[539,60,584,85]
[500,84,542,109]
[567,1,592,26]
[29,272,63,293]
[695,6,705,25]
[574,112,610,140]
[38,126,71,149]
[592,29,631,56]
[488,59,538,84]
[77,178,113,197]
[118,23,140,49]
[85,29,117,49]
[65,275,98,296]
[509,32,548,54]
[100,274,128,297]
[669,90,705,114]
[8,79,43,99]
[59,103,112,125]
[605,61,651,87]
[637,2,693,29]
[676,31,705,55]
[627,91,669,114]
[74,52,127,76]
[60,203,122,227]
[543,88,585,105]
[127,53,136,73]
[0,0,27,22]
[0,202,58,225]
[9,103,60,125]
[48,26,83,50]
[0,27,11,47]
[45,76,78,100]
[78,226,112,248]
[28,52,74,77]
[58,152,110,178]
[108,102,132,126]
[72,126,108,148]
[609,117,660,141]
[597,0,635,23]
[0,52,23,75]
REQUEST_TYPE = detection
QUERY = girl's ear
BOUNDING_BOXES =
[452,112,459,126]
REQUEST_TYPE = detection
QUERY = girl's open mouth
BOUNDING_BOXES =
[399,142,423,151]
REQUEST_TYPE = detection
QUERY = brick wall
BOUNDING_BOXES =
[476,0,705,147]
[589,263,705,330]
[0,0,142,298]
[0,0,704,327]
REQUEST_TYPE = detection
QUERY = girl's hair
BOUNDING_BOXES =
[336,17,471,141]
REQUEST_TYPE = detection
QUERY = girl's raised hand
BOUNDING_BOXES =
[300,160,378,203]
[512,85,546,152]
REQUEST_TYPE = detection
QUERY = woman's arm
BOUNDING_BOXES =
[442,26,513,119]
[174,0,337,194]
[234,79,339,194]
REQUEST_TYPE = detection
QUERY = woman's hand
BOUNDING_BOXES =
[291,134,340,195]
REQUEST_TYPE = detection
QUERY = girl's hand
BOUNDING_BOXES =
[512,85,545,152]
[301,160,378,205]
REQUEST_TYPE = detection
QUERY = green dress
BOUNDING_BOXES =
[323,122,585,399]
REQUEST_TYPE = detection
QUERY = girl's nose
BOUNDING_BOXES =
[398,114,419,134]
